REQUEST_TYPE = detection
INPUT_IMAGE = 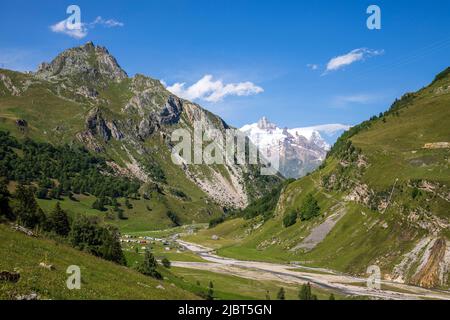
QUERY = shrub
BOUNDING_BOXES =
[209,216,225,228]
[166,210,181,226]
[161,257,171,268]
[92,198,106,211]
[277,287,285,300]
[299,194,320,221]
[283,211,297,228]
[411,187,421,199]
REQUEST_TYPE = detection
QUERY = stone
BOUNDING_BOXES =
[39,262,55,270]
[0,271,20,283]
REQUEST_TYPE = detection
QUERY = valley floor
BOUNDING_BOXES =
[170,239,450,300]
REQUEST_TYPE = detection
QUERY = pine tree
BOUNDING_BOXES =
[0,179,14,220]
[277,287,286,300]
[14,184,44,229]
[329,293,335,300]
[298,282,317,300]
[36,187,48,199]
[98,225,127,265]
[138,248,161,279]
[206,281,214,300]
[125,198,132,209]
[92,198,106,211]
[47,202,70,236]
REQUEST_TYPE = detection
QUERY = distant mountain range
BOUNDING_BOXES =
[241,117,350,178]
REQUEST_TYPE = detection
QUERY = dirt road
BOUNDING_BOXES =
[173,240,450,300]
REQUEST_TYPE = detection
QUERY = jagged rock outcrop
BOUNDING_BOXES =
[158,96,183,125]
[0,73,21,96]
[86,108,112,141]
[36,41,127,83]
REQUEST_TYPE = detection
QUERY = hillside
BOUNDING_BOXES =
[185,67,450,290]
[0,42,281,230]
[0,224,196,299]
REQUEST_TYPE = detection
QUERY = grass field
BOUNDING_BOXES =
[163,267,344,300]
[0,224,197,300]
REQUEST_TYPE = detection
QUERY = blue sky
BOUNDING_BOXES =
[1,0,450,128]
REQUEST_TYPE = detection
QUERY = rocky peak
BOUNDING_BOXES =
[35,42,127,83]
[257,116,277,130]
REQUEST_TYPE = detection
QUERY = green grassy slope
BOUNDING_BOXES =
[0,224,197,300]
[186,67,450,289]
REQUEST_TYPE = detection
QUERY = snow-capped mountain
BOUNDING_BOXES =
[241,117,350,178]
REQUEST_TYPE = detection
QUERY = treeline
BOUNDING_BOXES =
[0,130,140,199]
[327,100,404,161]
[207,179,294,228]
[236,179,295,221]
[0,180,126,265]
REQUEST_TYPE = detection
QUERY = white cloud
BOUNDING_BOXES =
[50,16,124,39]
[304,123,352,135]
[91,16,124,28]
[333,94,379,107]
[166,75,264,103]
[307,64,319,70]
[325,48,384,72]
[50,20,88,39]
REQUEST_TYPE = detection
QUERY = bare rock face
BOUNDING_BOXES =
[86,108,112,141]
[411,238,447,288]
[107,121,124,140]
[158,96,183,125]
[138,118,157,139]
[76,86,99,99]
[393,237,450,288]
[35,41,127,83]
[76,131,104,152]
[0,73,21,96]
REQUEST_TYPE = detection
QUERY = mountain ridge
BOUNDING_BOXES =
[0,42,282,219]
[241,116,350,178]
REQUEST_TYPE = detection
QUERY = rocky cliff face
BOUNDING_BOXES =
[36,42,127,83]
